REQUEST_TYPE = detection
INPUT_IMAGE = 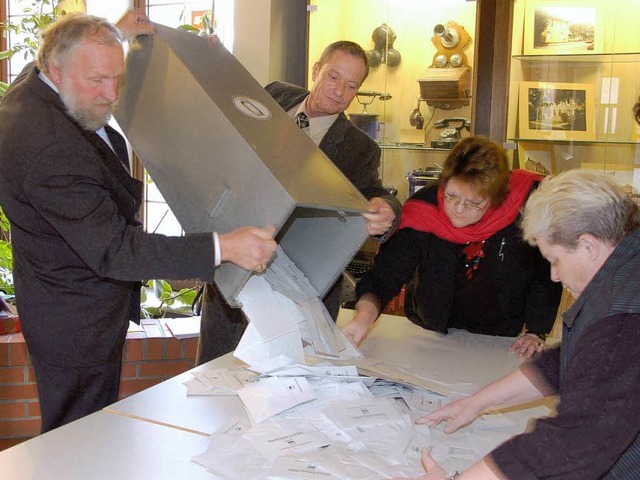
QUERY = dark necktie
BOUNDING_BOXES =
[295,111,309,129]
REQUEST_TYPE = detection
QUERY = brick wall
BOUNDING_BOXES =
[0,331,198,449]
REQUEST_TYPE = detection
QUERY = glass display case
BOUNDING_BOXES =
[308,0,478,201]
[506,0,640,197]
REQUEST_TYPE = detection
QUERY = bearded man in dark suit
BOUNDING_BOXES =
[0,12,276,432]
[196,41,401,365]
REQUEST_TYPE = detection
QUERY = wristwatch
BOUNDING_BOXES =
[445,472,460,480]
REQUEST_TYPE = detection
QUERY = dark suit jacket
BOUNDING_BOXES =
[265,81,401,239]
[0,66,216,367]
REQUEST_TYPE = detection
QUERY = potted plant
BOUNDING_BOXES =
[0,206,13,296]
[0,0,61,99]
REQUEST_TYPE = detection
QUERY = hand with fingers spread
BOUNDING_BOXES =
[508,333,545,359]
[390,449,502,480]
[415,395,482,434]
[218,226,277,272]
[362,197,396,236]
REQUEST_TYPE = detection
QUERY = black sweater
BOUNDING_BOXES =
[356,185,562,337]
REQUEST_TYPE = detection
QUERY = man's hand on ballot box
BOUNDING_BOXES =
[116,10,155,38]
[363,197,396,236]
[219,226,277,272]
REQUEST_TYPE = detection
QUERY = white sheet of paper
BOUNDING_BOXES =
[243,422,331,460]
[182,377,224,396]
[215,417,253,436]
[234,249,360,375]
[237,274,304,342]
[324,397,405,430]
[191,433,269,478]
[267,363,358,377]
[234,322,304,373]
[237,376,317,424]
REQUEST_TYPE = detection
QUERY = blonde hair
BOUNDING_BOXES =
[522,169,640,249]
[37,13,122,72]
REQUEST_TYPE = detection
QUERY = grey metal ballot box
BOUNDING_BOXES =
[115,23,370,306]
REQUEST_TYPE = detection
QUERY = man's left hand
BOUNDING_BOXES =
[363,197,395,236]
[116,10,155,38]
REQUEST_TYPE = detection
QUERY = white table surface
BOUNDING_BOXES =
[0,411,212,479]
[105,309,530,435]
[0,310,551,479]
[347,310,525,391]
[104,353,247,436]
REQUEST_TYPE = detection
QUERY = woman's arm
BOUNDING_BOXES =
[416,366,546,433]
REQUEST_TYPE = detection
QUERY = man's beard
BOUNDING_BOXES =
[59,78,114,131]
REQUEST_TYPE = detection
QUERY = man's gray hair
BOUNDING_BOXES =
[37,13,122,72]
[522,169,640,249]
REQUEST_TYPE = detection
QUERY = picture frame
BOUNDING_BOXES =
[523,1,603,56]
[518,81,596,141]
[517,141,556,175]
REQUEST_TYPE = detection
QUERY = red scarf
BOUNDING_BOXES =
[399,169,542,244]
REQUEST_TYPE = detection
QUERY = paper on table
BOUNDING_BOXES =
[266,363,356,377]
[184,368,259,396]
[323,397,406,430]
[237,376,317,424]
[164,316,201,339]
[243,422,331,460]
[351,357,478,396]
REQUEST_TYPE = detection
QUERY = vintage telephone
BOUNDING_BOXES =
[431,117,470,149]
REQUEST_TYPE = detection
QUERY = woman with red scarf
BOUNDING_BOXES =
[342,136,562,359]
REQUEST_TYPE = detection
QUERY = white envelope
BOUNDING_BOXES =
[237,376,317,424]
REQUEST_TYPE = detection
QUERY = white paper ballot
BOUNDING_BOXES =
[184,368,259,396]
[234,246,359,374]
[234,322,304,373]
[237,275,304,342]
[243,422,331,460]
[267,457,337,480]
[215,417,253,436]
[267,363,358,377]
[237,376,317,424]
[324,397,405,430]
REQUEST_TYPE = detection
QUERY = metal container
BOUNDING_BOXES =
[348,113,378,139]
[407,166,442,197]
[115,24,369,306]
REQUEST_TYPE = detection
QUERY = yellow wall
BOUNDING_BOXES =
[308,0,477,144]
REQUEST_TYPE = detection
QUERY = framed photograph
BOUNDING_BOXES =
[523,1,603,55]
[518,81,596,141]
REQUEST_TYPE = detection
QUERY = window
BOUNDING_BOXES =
[142,0,233,236]
[1,0,234,236]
